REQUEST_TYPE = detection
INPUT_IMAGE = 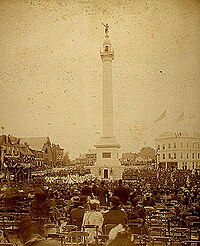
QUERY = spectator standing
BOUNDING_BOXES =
[81,181,92,197]
[97,181,109,206]
[113,179,129,205]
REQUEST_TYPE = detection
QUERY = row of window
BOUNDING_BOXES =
[102,152,120,158]
[158,142,200,150]
[182,162,200,170]
[6,146,19,155]
[162,152,200,159]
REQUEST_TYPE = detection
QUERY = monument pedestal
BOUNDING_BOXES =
[91,137,124,180]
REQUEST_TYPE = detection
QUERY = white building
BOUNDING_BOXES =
[90,25,123,180]
[155,132,200,172]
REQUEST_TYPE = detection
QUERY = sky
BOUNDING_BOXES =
[0,0,200,159]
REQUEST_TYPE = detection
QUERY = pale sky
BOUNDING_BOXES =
[0,0,200,159]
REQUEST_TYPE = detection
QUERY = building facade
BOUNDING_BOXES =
[155,132,200,172]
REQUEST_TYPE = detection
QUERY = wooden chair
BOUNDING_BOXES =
[151,236,173,246]
[45,223,62,242]
[185,216,200,239]
[149,227,167,237]
[0,244,14,246]
[65,231,89,246]
[181,240,200,245]
[82,225,99,245]
[171,228,190,243]
[104,224,117,235]
[128,218,143,236]
[60,225,78,246]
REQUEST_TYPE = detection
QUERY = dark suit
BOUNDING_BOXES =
[103,208,127,227]
[70,206,85,230]
[113,185,129,205]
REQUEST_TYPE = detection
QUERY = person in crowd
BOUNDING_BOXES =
[17,216,60,246]
[103,196,128,230]
[128,197,149,235]
[69,196,88,230]
[106,224,132,246]
[30,191,53,223]
[113,179,129,205]
[128,197,146,220]
[82,199,104,243]
[81,181,92,197]
[96,180,109,206]
[142,193,156,207]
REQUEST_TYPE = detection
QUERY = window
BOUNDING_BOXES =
[192,153,195,159]
[157,145,160,150]
[181,153,183,159]
[168,144,171,149]
[192,162,195,169]
[198,143,200,149]
[169,153,171,159]
[181,143,183,148]
[105,46,108,52]
[183,163,187,170]
[102,152,111,158]
[174,143,176,148]
[198,153,200,159]
[193,143,195,149]
[163,144,165,150]
[163,154,165,159]
[174,153,176,159]
[45,148,48,154]
[187,153,189,159]
[187,143,189,149]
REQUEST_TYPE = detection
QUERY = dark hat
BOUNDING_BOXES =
[78,195,88,205]
[110,196,121,205]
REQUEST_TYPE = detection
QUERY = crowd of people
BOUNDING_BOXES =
[0,167,199,245]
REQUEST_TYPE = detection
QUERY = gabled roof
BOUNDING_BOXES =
[21,137,50,151]
[20,146,34,156]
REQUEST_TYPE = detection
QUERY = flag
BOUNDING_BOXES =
[154,110,166,123]
[177,112,184,122]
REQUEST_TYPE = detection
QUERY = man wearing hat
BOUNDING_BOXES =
[69,196,88,230]
[103,196,127,231]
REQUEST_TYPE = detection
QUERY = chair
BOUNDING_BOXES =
[171,228,190,243]
[0,244,14,246]
[60,225,78,246]
[82,225,99,245]
[185,216,200,239]
[151,236,173,246]
[45,223,62,243]
[61,225,77,234]
[149,227,166,237]
[181,240,200,245]
[104,224,117,235]
[128,218,143,236]
[65,231,89,246]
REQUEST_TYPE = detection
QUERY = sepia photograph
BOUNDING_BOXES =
[0,0,200,245]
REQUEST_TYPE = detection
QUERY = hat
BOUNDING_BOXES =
[110,196,121,205]
[71,196,80,203]
[78,196,88,205]
[89,199,100,205]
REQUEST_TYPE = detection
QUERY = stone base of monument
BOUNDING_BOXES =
[90,164,124,180]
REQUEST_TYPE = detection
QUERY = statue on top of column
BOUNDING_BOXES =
[102,23,109,37]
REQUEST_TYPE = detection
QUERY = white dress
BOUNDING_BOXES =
[82,210,104,243]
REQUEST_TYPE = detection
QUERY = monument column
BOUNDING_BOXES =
[91,24,124,180]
